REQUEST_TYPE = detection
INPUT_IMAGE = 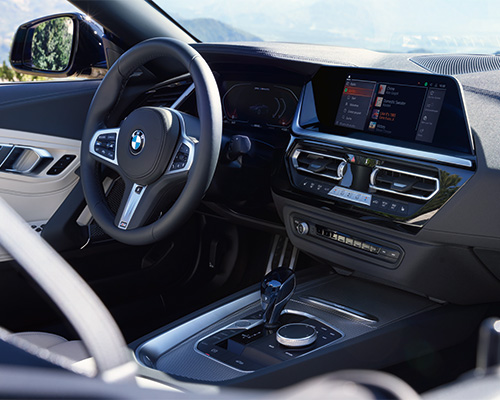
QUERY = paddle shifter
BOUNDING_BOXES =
[261,267,296,328]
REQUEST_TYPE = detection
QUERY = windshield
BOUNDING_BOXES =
[154,0,500,54]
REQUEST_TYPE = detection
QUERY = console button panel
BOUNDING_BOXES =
[196,312,342,372]
[297,175,410,218]
[291,214,404,267]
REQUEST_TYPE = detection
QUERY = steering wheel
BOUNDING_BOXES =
[80,38,222,245]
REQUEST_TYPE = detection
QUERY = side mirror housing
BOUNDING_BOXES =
[10,13,107,78]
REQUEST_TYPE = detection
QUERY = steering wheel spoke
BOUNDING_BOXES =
[114,170,189,231]
[115,182,147,230]
[89,128,121,170]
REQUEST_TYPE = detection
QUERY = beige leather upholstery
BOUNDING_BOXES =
[11,332,90,363]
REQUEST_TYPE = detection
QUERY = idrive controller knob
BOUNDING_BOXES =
[276,323,318,348]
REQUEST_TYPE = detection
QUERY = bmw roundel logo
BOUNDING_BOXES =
[130,130,145,155]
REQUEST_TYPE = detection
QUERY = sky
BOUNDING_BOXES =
[1,0,500,64]
[157,0,500,53]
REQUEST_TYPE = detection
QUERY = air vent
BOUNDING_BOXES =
[292,149,347,181]
[370,166,439,201]
[141,78,193,108]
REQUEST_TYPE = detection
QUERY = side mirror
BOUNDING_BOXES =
[10,13,107,78]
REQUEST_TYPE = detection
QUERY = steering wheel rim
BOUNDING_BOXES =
[81,38,222,245]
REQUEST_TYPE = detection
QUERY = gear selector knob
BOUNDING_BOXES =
[261,267,296,328]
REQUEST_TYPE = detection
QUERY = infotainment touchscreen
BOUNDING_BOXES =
[308,67,473,155]
[334,76,446,145]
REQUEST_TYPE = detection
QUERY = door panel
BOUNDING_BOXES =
[0,80,99,140]
[0,80,97,261]
[0,130,80,244]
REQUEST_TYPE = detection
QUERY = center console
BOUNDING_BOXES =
[131,264,483,388]
[193,268,342,373]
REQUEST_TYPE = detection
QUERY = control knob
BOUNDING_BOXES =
[276,323,318,348]
[296,221,309,235]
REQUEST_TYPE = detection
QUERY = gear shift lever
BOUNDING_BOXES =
[261,267,296,329]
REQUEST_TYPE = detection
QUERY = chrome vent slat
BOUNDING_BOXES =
[292,149,347,181]
[370,166,439,201]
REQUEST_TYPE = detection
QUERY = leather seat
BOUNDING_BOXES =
[9,331,90,363]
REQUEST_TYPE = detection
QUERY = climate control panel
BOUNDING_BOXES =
[284,140,475,229]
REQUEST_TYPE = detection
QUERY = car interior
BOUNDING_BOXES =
[1,0,500,398]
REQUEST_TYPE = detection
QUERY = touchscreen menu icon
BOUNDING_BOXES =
[334,79,377,130]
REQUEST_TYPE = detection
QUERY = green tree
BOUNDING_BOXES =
[0,61,15,81]
[0,60,48,82]
[32,17,73,72]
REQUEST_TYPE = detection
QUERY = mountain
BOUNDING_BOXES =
[0,1,260,64]
[179,18,261,43]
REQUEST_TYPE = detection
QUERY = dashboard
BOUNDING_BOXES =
[165,43,500,305]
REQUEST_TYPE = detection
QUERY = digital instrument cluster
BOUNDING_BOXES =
[222,82,299,130]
